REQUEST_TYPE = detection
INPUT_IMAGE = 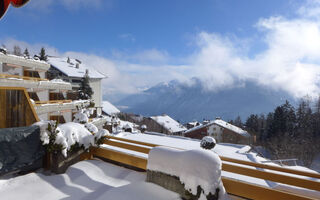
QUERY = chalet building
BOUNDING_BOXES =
[0,52,106,128]
[184,121,201,129]
[47,56,106,116]
[148,114,187,135]
[184,118,251,144]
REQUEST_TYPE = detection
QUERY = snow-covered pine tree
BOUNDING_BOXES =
[78,69,93,100]
[23,48,30,58]
[39,47,48,61]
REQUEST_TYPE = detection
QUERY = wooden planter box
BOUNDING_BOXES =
[47,148,88,174]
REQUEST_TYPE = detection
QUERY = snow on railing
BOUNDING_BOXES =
[91,136,320,200]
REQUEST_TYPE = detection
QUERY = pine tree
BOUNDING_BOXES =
[13,45,21,56]
[39,47,48,61]
[23,48,30,58]
[78,70,93,100]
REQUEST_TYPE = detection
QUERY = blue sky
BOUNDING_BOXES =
[1,0,320,102]
[1,0,298,58]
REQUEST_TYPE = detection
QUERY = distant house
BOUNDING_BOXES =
[102,100,120,116]
[184,121,201,129]
[184,118,251,144]
[47,56,107,115]
[148,114,187,135]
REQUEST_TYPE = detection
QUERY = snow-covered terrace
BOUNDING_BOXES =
[100,132,320,199]
[0,160,180,200]
[0,53,50,72]
[0,77,72,91]
[34,100,91,115]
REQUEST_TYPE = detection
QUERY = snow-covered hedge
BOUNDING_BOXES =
[147,146,226,199]
[35,120,109,157]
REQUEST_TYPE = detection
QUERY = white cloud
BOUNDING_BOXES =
[118,34,136,42]
[189,2,320,98]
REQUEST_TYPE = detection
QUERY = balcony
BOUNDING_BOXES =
[0,73,72,91]
[0,53,50,72]
[33,100,90,115]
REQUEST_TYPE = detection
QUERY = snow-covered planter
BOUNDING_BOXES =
[35,120,108,173]
[147,147,226,200]
[201,136,216,150]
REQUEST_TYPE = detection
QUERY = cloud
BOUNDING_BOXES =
[189,2,320,98]
[1,38,189,102]
[118,33,136,42]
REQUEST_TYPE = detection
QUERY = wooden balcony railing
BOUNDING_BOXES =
[34,100,72,105]
[87,136,320,200]
[0,73,48,82]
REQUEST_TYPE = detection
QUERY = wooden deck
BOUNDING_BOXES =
[87,136,320,200]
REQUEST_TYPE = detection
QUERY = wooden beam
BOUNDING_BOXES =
[105,136,158,147]
[220,156,320,179]
[222,162,320,191]
[222,177,317,200]
[92,147,147,170]
[104,139,152,154]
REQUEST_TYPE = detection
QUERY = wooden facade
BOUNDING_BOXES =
[0,87,39,128]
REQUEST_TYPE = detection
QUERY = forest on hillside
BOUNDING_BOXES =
[229,97,320,167]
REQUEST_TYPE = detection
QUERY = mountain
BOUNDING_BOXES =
[115,78,294,123]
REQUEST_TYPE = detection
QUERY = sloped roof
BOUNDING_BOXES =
[102,101,120,115]
[47,56,106,79]
[184,119,250,137]
[151,114,187,133]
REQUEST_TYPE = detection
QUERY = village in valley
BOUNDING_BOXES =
[0,1,320,200]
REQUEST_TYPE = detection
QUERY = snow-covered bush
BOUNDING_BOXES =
[36,120,108,157]
[73,109,89,124]
[200,136,216,150]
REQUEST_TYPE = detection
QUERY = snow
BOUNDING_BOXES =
[85,122,99,134]
[48,57,106,79]
[0,160,180,200]
[151,114,187,133]
[214,119,250,137]
[57,122,95,156]
[102,101,120,115]
[73,110,89,124]
[147,146,226,199]
[113,132,320,197]
[35,121,106,157]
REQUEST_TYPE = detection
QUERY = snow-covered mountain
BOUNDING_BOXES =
[115,78,294,122]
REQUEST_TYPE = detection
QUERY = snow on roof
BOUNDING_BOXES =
[184,119,250,137]
[151,114,187,133]
[47,56,106,79]
[102,101,120,115]
[214,119,250,137]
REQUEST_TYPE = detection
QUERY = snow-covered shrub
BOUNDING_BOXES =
[35,121,67,155]
[36,120,107,157]
[73,109,89,124]
[95,129,109,145]
[200,136,216,150]
[85,122,98,134]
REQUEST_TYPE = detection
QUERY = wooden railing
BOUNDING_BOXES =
[90,136,320,200]
[0,73,48,81]
[34,100,72,105]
